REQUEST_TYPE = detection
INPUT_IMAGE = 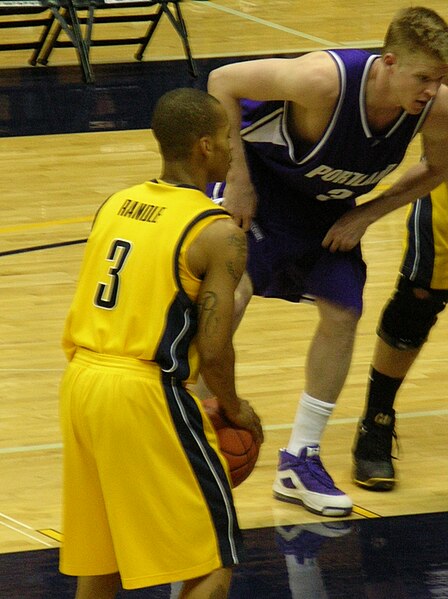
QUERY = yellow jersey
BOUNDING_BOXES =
[63,179,230,382]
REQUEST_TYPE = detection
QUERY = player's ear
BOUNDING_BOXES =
[383,52,397,67]
[198,135,212,157]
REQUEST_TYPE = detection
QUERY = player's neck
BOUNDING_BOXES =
[159,164,206,192]
[365,59,403,130]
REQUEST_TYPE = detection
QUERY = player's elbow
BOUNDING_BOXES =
[207,68,219,92]
[208,66,234,97]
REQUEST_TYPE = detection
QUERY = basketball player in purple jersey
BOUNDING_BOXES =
[207,6,448,516]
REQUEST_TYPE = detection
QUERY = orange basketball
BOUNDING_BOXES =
[202,397,260,487]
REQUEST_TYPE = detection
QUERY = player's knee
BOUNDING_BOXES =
[378,276,447,350]
[318,300,360,335]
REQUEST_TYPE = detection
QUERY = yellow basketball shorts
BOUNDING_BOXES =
[59,349,243,589]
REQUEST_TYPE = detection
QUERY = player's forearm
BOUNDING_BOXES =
[208,71,251,184]
[322,161,448,252]
[361,162,446,223]
[200,344,241,413]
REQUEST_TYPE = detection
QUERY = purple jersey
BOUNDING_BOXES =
[208,49,435,310]
[241,49,432,209]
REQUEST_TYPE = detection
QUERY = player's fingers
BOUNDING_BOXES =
[255,421,264,444]
[322,234,341,253]
[321,230,333,250]
[250,410,264,444]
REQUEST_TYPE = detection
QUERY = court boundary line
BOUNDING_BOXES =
[0,513,55,548]
[196,1,341,46]
[0,238,87,257]
[1,408,447,455]
[352,505,381,518]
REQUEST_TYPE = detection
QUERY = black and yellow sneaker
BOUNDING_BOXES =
[352,411,397,491]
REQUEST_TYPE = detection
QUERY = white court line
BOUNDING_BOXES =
[197,1,340,47]
[144,42,386,62]
[0,511,34,529]
[0,443,62,455]
[264,408,448,431]
[1,410,447,452]
[342,40,383,47]
[0,513,56,547]
[0,520,53,548]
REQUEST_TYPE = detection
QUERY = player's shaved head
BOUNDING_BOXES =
[152,88,225,160]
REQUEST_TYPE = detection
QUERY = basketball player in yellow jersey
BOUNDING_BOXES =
[353,181,448,490]
[59,88,263,599]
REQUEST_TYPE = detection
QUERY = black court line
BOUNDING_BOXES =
[0,238,87,257]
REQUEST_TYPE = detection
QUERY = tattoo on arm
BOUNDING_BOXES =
[198,291,219,337]
[226,233,247,281]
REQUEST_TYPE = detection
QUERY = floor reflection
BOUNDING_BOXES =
[2,512,448,597]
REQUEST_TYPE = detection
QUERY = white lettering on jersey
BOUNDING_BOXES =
[305,163,398,187]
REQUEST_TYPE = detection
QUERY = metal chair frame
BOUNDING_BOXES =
[0,0,197,83]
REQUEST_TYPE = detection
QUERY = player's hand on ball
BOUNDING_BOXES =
[222,399,264,446]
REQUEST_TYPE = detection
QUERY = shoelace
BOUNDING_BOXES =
[379,426,400,460]
[306,455,336,487]
[362,422,400,461]
[391,429,400,461]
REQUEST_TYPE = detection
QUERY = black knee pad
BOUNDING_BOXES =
[378,276,447,350]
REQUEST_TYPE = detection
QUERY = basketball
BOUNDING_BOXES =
[202,397,260,487]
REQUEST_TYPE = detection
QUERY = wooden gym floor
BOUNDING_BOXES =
[1,1,448,596]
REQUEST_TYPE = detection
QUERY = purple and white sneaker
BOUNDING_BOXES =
[273,446,352,517]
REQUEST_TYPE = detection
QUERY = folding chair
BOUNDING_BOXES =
[36,0,198,81]
[0,1,52,56]
[0,0,93,81]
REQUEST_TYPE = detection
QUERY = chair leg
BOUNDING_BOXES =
[36,12,63,65]
[136,1,198,78]
[135,5,163,61]
[37,1,94,83]
[172,0,197,77]
[65,0,94,83]
[29,12,56,66]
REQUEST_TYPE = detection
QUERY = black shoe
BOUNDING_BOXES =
[352,411,397,491]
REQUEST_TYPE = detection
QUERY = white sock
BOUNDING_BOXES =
[170,582,182,599]
[286,392,334,456]
[285,554,328,599]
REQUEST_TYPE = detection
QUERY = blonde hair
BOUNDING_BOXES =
[384,6,448,62]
